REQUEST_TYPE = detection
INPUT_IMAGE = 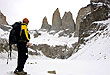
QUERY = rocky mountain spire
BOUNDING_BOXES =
[42,16,48,25]
[51,8,62,32]
[62,11,75,32]
[41,16,51,31]
[0,11,8,25]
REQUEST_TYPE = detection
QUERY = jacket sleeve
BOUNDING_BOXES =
[24,28,29,40]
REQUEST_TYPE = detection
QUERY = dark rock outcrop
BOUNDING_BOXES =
[0,38,9,53]
[29,30,41,38]
[74,1,110,52]
[91,0,110,4]
[75,4,92,37]
[0,24,11,31]
[30,44,75,59]
[79,4,109,37]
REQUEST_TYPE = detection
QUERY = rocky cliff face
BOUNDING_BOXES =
[75,1,109,37]
[0,11,8,25]
[75,1,110,47]
[91,0,110,4]
[75,4,92,37]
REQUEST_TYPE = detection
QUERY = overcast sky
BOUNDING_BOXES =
[0,0,90,30]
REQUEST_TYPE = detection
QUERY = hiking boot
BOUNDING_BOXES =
[14,69,27,75]
[22,70,27,74]
[14,71,27,75]
[14,69,19,74]
[15,72,26,75]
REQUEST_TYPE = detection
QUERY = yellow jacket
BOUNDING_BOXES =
[20,23,30,42]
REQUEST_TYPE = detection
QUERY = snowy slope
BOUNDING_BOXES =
[69,18,110,60]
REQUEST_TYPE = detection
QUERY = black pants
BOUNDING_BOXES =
[16,42,28,72]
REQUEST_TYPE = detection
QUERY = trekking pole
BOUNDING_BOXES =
[9,44,12,60]
[7,44,12,64]
[7,51,9,64]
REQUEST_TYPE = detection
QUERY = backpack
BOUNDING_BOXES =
[7,22,22,64]
[9,22,22,45]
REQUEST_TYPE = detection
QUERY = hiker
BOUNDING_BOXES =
[14,18,31,74]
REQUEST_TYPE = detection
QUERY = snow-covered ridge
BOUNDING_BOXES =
[69,18,110,60]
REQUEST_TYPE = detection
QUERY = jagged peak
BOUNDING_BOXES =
[68,11,72,14]
[63,11,72,15]
[53,8,61,16]
[63,11,73,19]
[42,16,48,25]
[55,8,59,12]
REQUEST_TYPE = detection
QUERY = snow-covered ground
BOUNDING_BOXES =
[0,59,110,75]
[1,18,110,75]
[30,30,78,47]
